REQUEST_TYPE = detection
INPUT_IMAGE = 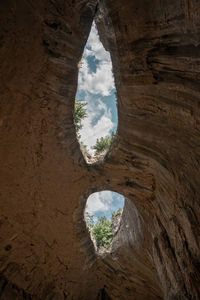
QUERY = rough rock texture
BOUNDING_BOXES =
[0,0,200,299]
[111,210,121,236]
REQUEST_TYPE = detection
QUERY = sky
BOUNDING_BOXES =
[86,191,124,222]
[76,21,124,220]
[76,21,118,155]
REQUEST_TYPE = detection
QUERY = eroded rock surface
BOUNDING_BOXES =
[0,0,200,299]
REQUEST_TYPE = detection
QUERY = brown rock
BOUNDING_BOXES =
[0,0,200,299]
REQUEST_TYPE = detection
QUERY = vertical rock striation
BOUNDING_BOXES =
[95,0,200,299]
[0,0,200,299]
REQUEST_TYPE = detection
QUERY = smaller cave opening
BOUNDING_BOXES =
[84,191,124,253]
[74,20,118,163]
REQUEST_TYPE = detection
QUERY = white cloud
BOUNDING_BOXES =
[79,98,114,154]
[78,59,114,96]
[86,191,114,215]
[77,22,114,97]
[85,191,125,222]
[76,21,116,153]
[86,23,110,62]
[76,23,124,220]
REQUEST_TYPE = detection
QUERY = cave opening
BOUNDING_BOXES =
[74,21,118,162]
[84,191,124,252]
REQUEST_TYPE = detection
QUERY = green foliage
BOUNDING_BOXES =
[74,99,87,135]
[74,99,88,154]
[92,216,112,248]
[85,208,122,249]
[92,131,115,155]
[74,100,116,156]
[85,211,94,228]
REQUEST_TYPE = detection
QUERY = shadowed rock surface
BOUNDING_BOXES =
[0,0,200,299]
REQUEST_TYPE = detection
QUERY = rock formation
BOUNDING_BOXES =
[0,0,200,299]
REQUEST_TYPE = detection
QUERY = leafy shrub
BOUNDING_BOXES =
[85,211,94,228]
[92,216,112,248]
[74,99,88,153]
[92,131,115,155]
[74,99,87,135]
[85,208,123,249]
[74,99,116,156]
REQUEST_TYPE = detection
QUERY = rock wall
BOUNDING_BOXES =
[0,0,200,299]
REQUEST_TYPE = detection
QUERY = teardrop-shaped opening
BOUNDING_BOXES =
[75,21,118,163]
[84,191,124,253]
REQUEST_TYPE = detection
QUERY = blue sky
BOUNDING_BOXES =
[76,22,124,220]
[76,21,118,154]
[86,191,124,222]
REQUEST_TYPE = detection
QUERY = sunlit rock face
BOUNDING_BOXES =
[0,0,200,299]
